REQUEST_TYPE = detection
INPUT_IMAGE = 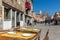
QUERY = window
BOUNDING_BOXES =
[26,0,30,2]
[4,8,11,21]
[15,0,21,4]
[20,14,23,20]
[15,0,17,2]
[59,13,60,16]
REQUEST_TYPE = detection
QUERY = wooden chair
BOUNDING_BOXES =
[0,30,10,32]
[43,29,49,40]
[0,36,19,40]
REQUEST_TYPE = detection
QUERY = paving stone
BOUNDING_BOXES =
[31,24,60,40]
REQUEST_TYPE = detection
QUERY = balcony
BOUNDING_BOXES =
[2,0,25,12]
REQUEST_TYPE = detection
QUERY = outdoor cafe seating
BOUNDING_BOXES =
[14,27,41,40]
[0,27,41,40]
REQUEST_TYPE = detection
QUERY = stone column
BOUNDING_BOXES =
[23,14,25,22]
[15,11,17,28]
[10,9,13,28]
[23,12,25,26]
[2,6,4,28]
[0,5,4,29]
[0,7,2,17]
[0,0,2,22]
[19,12,21,27]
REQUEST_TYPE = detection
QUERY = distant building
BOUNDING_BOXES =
[25,0,33,26]
[34,14,44,22]
[53,12,60,24]
[33,12,50,23]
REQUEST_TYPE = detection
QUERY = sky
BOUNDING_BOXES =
[33,0,60,16]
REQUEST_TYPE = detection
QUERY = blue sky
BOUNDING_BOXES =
[33,0,60,16]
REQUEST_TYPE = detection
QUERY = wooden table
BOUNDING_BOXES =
[14,27,41,33]
[0,32,38,40]
[14,27,41,40]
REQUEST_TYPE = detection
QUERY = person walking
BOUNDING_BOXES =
[27,20,30,26]
[45,17,48,25]
[45,16,51,25]
[47,16,51,25]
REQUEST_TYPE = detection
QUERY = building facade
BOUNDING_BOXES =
[53,12,60,24]
[24,0,33,26]
[0,0,2,29]
[33,13,45,23]
[0,0,33,30]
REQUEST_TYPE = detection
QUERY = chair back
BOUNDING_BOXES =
[43,29,49,40]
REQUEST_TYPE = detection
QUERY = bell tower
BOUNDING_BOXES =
[40,10,42,14]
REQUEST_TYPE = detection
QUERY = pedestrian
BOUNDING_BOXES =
[34,20,37,25]
[45,16,51,25]
[29,22,32,26]
[45,17,48,25]
[27,20,30,26]
[47,16,51,25]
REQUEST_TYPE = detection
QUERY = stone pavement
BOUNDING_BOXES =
[31,24,60,40]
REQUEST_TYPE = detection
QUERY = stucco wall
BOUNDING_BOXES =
[2,0,25,12]
[0,0,2,18]
[0,0,2,29]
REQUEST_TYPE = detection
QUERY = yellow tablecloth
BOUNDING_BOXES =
[16,27,41,33]
[14,27,41,40]
[0,32,37,40]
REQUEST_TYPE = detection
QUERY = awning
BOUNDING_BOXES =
[25,2,31,10]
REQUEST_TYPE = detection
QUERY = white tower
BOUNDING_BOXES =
[40,10,42,14]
